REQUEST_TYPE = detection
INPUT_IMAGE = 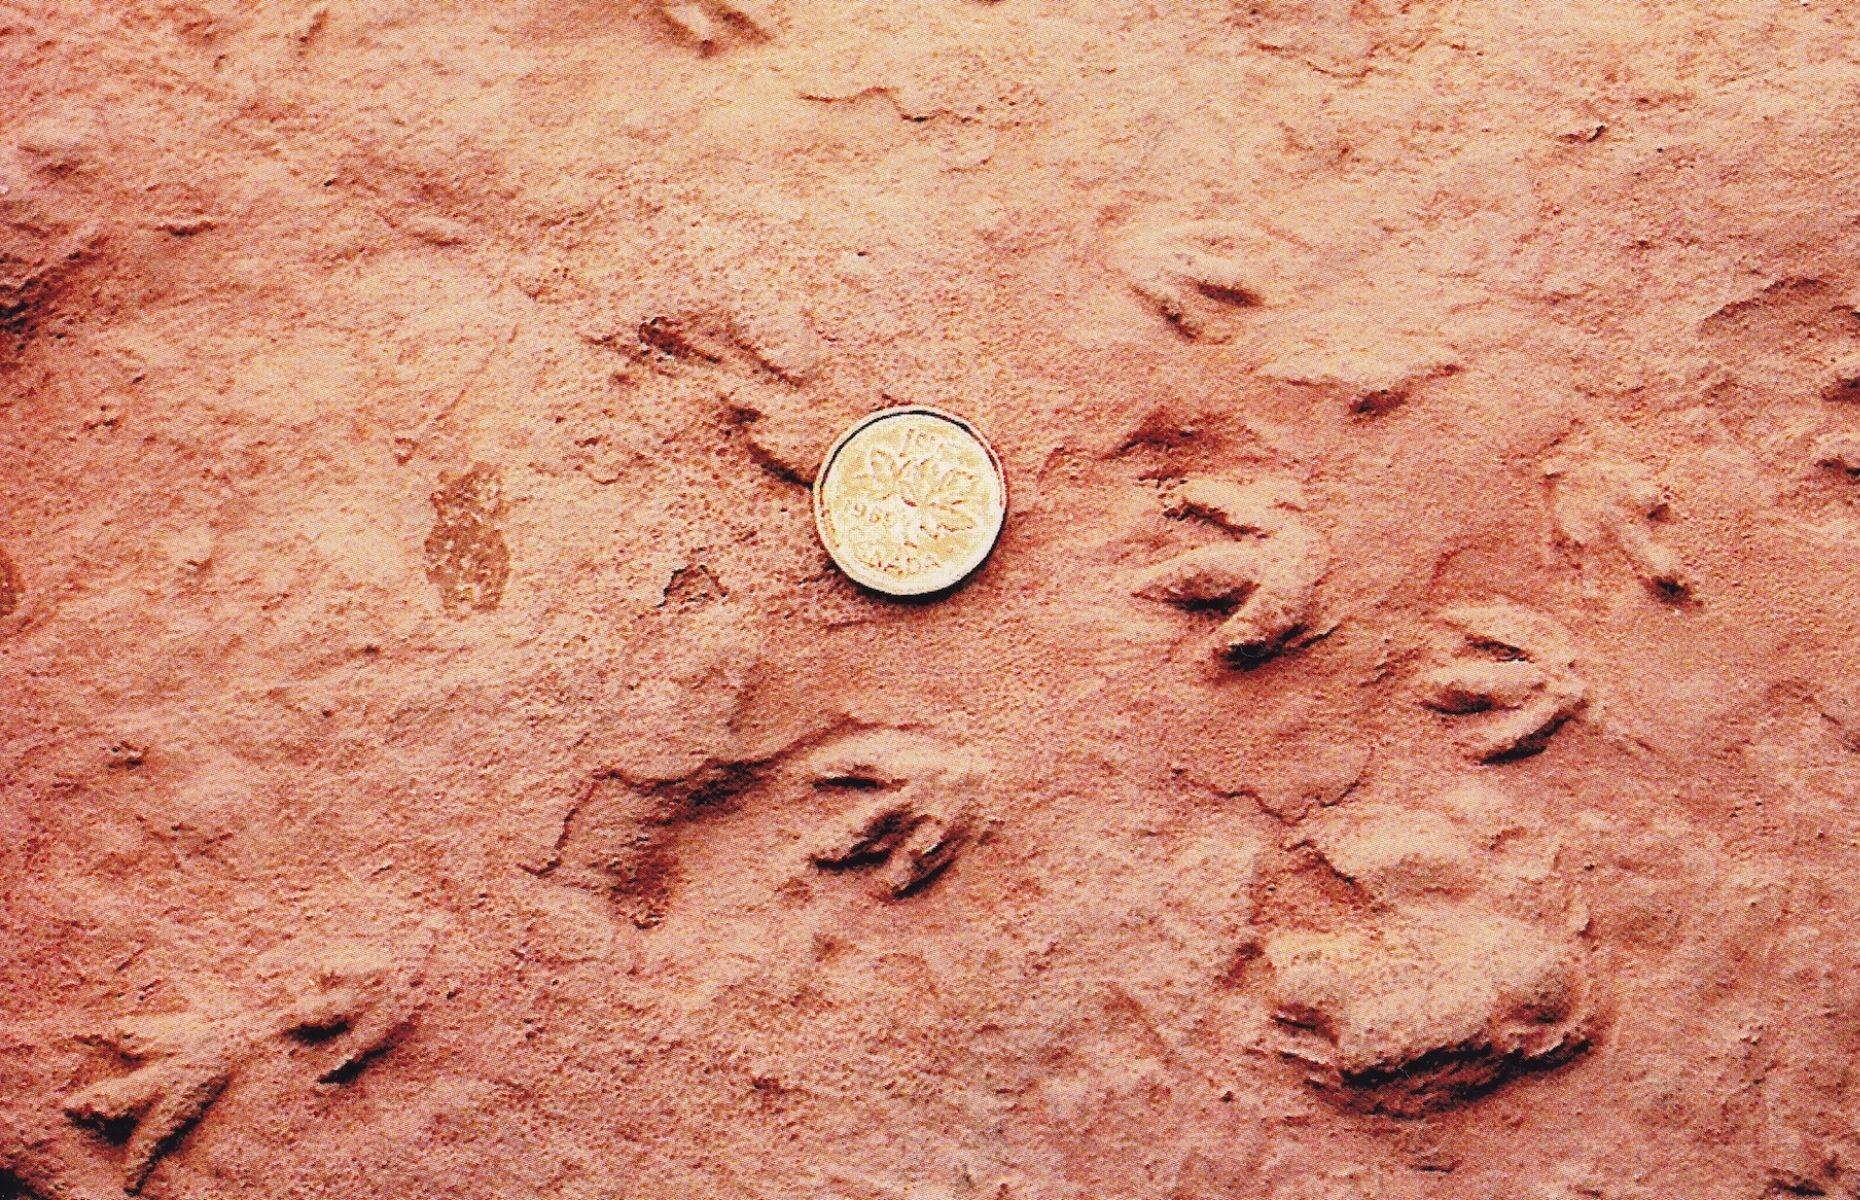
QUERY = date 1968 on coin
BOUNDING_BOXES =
[813,406,1007,596]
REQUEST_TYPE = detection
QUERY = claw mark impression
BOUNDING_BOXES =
[1132,477,1329,664]
[1419,603,1586,761]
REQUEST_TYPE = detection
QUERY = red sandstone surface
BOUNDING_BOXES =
[4,2,1860,1197]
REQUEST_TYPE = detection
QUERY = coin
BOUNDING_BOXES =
[813,406,1007,596]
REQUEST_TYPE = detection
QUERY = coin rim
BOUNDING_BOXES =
[812,405,1008,597]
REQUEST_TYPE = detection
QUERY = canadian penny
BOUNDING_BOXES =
[813,406,1007,596]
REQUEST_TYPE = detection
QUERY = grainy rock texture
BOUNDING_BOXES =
[4,1,1860,1198]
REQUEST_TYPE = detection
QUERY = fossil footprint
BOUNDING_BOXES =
[804,731,985,899]
[1131,477,1330,664]
[1547,457,1693,602]
[1419,603,1586,761]
[1252,784,1596,1115]
[655,0,775,53]
[64,944,420,1192]
[626,291,823,482]
[1115,221,1269,342]
[544,728,989,925]
[63,1015,234,1194]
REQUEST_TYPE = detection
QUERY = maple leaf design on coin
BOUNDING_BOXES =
[861,447,982,547]
[814,407,1007,596]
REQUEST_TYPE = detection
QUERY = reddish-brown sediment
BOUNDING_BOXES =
[5,3,1860,1198]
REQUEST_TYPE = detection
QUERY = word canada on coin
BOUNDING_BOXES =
[813,406,1007,596]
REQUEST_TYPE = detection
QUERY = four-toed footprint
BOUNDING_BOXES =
[1131,477,1330,664]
